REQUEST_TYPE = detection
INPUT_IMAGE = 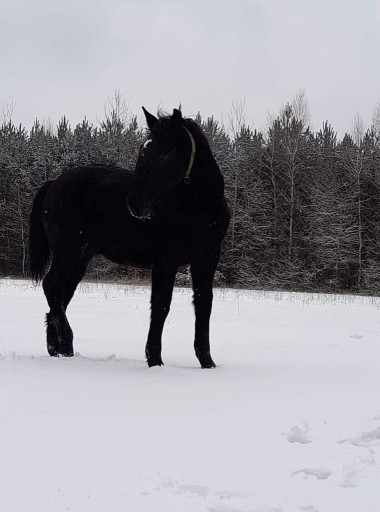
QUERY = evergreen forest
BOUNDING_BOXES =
[1,94,380,294]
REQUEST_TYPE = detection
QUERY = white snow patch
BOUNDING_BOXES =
[1,279,380,511]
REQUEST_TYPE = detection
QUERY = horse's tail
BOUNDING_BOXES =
[29,180,53,282]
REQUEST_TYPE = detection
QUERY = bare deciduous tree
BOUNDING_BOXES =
[372,102,380,136]
[1,100,16,124]
[291,88,311,127]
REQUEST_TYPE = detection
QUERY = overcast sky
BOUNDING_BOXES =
[1,0,379,136]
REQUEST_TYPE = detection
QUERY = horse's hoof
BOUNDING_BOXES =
[47,345,74,357]
[201,361,216,369]
[198,354,216,369]
[47,344,60,357]
[147,361,164,368]
[147,358,164,367]
[61,350,74,357]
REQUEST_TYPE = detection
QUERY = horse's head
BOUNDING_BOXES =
[127,107,195,219]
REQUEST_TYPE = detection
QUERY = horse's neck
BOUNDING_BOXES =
[191,149,224,199]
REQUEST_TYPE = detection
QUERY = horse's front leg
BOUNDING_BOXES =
[190,247,221,368]
[146,258,178,367]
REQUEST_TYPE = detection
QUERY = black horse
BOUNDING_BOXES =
[29,108,230,368]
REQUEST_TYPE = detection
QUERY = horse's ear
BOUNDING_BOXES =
[171,108,183,128]
[142,107,158,129]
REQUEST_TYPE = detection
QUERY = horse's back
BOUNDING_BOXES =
[41,166,156,264]
[44,165,132,202]
[42,165,131,231]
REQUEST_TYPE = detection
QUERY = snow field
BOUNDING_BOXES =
[1,279,380,511]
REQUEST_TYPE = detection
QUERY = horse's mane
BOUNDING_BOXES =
[182,118,211,151]
[153,111,211,151]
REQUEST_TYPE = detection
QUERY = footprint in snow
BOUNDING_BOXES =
[208,504,283,512]
[335,451,375,488]
[284,422,313,444]
[349,333,363,340]
[339,426,380,447]
[163,481,250,500]
[161,481,253,511]
[340,468,361,488]
[293,468,332,480]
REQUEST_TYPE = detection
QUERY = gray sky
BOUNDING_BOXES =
[1,0,379,136]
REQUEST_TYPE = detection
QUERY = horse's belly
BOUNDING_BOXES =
[98,226,157,268]
[101,247,156,268]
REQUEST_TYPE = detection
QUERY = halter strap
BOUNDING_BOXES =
[183,126,196,184]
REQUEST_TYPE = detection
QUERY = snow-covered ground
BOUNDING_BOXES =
[1,279,380,512]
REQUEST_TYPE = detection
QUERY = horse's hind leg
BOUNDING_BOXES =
[43,261,74,357]
[43,254,90,357]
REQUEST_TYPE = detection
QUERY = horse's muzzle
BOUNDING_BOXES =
[126,193,152,220]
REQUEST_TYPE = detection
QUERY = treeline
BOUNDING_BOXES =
[1,97,380,293]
